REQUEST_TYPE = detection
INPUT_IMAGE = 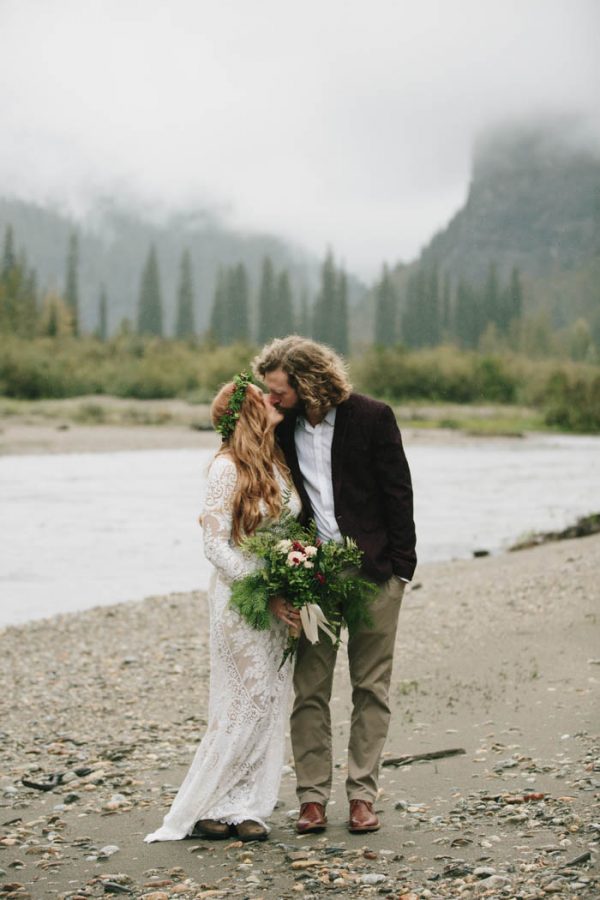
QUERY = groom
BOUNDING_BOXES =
[253,336,416,834]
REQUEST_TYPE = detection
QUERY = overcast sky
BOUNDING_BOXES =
[0,0,598,277]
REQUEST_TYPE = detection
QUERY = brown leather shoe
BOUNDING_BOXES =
[190,818,231,839]
[235,819,268,842]
[296,801,327,834]
[348,799,380,833]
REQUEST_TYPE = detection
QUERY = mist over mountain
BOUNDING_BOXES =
[410,120,600,336]
[0,196,365,336]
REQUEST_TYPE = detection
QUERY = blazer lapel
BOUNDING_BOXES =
[331,397,353,505]
[277,414,313,518]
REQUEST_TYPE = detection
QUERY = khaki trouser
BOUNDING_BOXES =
[290,576,404,805]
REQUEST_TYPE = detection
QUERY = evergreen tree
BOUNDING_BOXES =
[441,272,452,336]
[65,231,80,336]
[276,270,294,338]
[0,230,38,337]
[39,291,73,337]
[257,256,277,343]
[483,261,501,331]
[209,268,227,343]
[137,244,164,336]
[312,250,337,346]
[454,278,482,348]
[98,285,108,341]
[175,248,196,338]
[506,266,523,324]
[402,267,428,347]
[2,225,16,277]
[424,260,441,345]
[228,262,250,342]
[297,289,311,337]
[334,267,349,354]
[374,264,397,346]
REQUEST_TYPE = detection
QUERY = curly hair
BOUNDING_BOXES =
[252,336,352,416]
[211,382,289,544]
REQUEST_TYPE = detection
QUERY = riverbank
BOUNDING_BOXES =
[0,395,550,457]
[1,534,598,898]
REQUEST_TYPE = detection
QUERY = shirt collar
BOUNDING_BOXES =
[296,407,337,431]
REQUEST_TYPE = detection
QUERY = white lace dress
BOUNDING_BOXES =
[145,454,299,841]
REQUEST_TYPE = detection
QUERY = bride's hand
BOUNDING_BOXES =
[269,596,301,628]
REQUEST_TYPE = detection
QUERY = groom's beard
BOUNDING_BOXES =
[280,399,306,419]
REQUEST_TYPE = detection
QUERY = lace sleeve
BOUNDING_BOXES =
[201,455,256,583]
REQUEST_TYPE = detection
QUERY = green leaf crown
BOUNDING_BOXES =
[215,371,255,441]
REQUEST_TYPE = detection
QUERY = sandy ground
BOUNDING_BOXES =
[1,534,598,899]
[0,419,528,457]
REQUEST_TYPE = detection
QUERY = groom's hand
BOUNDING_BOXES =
[269,596,301,627]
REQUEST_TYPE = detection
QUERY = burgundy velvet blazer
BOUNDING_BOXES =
[276,393,417,583]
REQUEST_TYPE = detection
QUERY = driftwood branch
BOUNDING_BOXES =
[382,747,466,767]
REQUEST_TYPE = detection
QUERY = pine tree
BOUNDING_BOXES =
[441,272,452,336]
[257,256,276,343]
[424,260,440,346]
[137,245,164,336]
[209,268,227,343]
[65,231,80,336]
[0,230,38,337]
[276,270,294,338]
[454,278,482,349]
[374,264,397,346]
[2,225,16,278]
[175,248,196,338]
[297,289,311,337]
[334,267,349,354]
[402,267,428,347]
[312,250,337,346]
[228,262,250,342]
[98,285,108,341]
[506,266,523,324]
[483,261,501,331]
[39,291,73,337]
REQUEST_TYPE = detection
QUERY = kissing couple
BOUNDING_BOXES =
[145,335,416,843]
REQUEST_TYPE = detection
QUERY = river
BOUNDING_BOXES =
[1,433,598,626]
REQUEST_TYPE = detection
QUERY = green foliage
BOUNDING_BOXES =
[97,285,108,341]
[374,264,397,346]
[230,509,376,663]
[137,245,164,336]
[174,248,196,338]
[0,335,254,400]
[542,371,600,433]
[0,225,39,338]
[64,231,79,336]
[276,270,294,337]
[257,256,277,343]
[313,250,349,354]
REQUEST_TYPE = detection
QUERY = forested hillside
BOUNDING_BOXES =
[371,123,600,355]
[0,197,365,339]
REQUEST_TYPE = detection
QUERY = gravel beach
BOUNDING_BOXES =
[1,532,598,899]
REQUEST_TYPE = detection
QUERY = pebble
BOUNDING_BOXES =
[1,558,599,900]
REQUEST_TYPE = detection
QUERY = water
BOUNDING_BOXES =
[1,434,599,627]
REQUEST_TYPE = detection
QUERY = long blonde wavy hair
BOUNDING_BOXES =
[211,381,289,544]
[252,335,352,417]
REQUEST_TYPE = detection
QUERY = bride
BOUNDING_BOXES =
[145,373,301,844]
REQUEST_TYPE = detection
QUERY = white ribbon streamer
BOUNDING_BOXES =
[299,602,338,645]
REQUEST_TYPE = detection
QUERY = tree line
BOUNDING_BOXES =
[1,222,596,363]
[0,225,350,354]
[374,259,524,349]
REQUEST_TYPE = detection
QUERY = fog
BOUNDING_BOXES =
[1,0,598,276]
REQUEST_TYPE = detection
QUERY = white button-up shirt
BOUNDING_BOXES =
[295,408,343,543]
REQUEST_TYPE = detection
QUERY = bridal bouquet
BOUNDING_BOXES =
[230,508,377,665]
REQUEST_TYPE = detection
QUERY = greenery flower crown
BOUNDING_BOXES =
[215,371,255,441]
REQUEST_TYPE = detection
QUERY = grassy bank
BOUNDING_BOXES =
[0,336,599,433]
